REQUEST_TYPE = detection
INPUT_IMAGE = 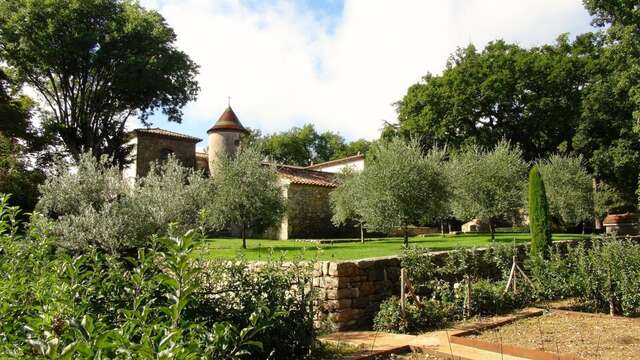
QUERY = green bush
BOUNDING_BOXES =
[463,279,533,316]
[36,154,213,253]
[529,237,640,316]
[0,195,316,358]
[373,296,455,334]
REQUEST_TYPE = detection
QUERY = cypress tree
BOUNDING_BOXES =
[529,165,552,258]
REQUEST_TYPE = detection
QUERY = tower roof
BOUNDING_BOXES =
[207,106,248,134]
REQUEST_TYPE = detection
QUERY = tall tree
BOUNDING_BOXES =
[357,138,449,247]
[208,145,285,249]
[538,155,593,229]
[0,0,199,165]
[528,165,552,258]
[258,124,371,166]
[448,141,528,240]
[330,168,365,243]
[0,68,47,212]
[394,37,591,161]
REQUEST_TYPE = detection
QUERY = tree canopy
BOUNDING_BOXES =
[0,0,199,165]
[330,167,366,242]
[538,155,593,227]
[208,145,285,249]
[251,124,371,166]
[447,141,528,239]
[393,14,640,204]
[357,138,449,246]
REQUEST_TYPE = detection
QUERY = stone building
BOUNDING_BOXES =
[126,106,363,240]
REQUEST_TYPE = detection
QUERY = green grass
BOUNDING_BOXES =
[197,233,591,261]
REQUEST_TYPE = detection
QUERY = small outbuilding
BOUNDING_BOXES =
[603,213,639,236]
[461,218,489,233]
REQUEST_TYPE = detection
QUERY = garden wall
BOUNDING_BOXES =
[313,239,583,331]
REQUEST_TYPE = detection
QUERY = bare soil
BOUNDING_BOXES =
[468,311,640,359]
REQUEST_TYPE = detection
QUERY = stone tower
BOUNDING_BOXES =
[207,106,248,174]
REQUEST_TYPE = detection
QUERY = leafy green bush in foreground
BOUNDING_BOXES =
[0,194,315,359]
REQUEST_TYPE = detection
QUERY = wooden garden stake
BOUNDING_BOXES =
[400,268,406,315]
[504,255,533,293]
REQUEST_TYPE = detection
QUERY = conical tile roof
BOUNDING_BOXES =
[207,106,248,133]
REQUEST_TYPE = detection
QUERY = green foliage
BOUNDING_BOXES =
[593,181,627,221]
[36,153,213,253]
[207,144,285,248]
[394,37,590,161]
[330,168,365,240]
[447,141,528,238]
[538,155,593,226]
[0,0,199,164]
[0,196,316,358]
[0,133,45,213]
[357,138,450,246]
[531,238,640,316]
[197,258,316,358]
[373,296,455,334]
[254,124,371,166]
[528,165,552,258]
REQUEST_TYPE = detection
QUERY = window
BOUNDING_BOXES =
[160,148,174,161]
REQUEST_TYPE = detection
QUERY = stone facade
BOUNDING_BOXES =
[132,132,199,177]
[286,183,347,239]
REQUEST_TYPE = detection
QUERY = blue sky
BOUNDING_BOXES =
[138,0,595,150]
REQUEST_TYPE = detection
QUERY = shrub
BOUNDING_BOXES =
[0,196,316,358]
[373,296,455,334]
[528,165,552,258]
[36,153,213,253]
[196,258,316,358]
[464,279,533,316]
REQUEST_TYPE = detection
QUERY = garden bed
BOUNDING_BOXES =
[465,310,640,359]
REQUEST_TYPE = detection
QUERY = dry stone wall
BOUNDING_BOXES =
[311,239,584,331]
[313,257,401,330]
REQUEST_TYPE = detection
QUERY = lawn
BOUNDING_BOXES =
[197,233,590,261]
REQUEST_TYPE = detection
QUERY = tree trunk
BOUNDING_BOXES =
[403,225,409,248]
[241,223,247,249]
[360,222,365,244]
[440,221,445,236]
[593,178,602,230]
[489,219,495,241]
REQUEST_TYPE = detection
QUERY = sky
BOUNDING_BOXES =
[136,0,595,149]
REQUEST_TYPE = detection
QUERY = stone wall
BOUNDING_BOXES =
[312,239,584,331]
[313,257,401,330]
[135,134,197,177]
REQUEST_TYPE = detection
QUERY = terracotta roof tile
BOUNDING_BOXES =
[207,106,248,133]
[275,165,337,187]
[132,128,202,143]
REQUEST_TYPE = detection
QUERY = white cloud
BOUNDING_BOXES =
[142,0,593,142]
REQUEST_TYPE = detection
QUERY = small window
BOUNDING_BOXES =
[234,139,240,146]
[160,148,174,161]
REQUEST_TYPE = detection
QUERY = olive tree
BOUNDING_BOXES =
[330,168,366,243]
[357,138,449,247]
[538,155,593,229]
[208,145,286,249]
[36,153,212,253]
[448,141,528,240]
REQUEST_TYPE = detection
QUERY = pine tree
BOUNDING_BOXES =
[529,165,552,258]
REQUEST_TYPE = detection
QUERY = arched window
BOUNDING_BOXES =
[160,148,174,161]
